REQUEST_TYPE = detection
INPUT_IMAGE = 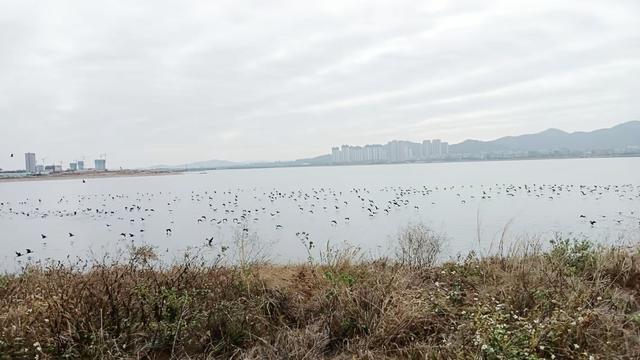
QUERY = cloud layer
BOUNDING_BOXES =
[0,0,638,168]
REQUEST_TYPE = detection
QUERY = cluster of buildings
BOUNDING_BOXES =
[24,152,107,174]
[331,139,450,164]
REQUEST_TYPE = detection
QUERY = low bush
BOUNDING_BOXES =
[395,222,444,267]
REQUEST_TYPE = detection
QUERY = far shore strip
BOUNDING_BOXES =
[0,170,179,183]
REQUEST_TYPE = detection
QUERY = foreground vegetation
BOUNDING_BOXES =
[1,231,640,359]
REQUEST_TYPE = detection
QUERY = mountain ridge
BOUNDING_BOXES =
[450,121,640,154]
[149,159,240,170]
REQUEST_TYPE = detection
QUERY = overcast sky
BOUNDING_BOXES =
[0,0,638,169]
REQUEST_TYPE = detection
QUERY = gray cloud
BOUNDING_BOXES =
[0,0,638,169]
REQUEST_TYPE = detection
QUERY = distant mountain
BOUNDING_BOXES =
[150,159,240,170]
[451,121,640,154]
[291,154,332,165]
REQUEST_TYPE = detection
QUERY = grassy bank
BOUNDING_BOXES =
[1,237,640,359]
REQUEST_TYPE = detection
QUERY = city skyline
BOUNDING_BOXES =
[5,152,107,174]
[331,139,450,164]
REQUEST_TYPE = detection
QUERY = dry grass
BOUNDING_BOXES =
[1,238,640,359]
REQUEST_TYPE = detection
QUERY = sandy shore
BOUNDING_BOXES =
[0,169,180,183]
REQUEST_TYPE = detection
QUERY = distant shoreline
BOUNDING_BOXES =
[173,153,640,173]
[0,169,179,183]
[2,154,638,181]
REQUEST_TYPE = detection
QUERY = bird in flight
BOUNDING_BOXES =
[10,153,14,157]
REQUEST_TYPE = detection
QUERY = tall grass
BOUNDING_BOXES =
[1,230,639,359]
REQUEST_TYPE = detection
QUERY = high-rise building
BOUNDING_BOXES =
[422,140,431,159]
[409,142,421,160]
[364,145,376,162]
[441,142,449,157]
[331,147,340,163]
[25,153,36,173]
[352,146,364,162]
[69,162,78,171]
[95,159,106,171]
[387,141,400,162]
[77,160,84,170]
[340,145,350,163]
[432,139,442,158]
[388,141,414,162]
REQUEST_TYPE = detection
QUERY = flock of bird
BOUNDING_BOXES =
[1,181,639,264]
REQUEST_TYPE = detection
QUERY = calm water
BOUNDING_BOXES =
[1,158,639,271]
